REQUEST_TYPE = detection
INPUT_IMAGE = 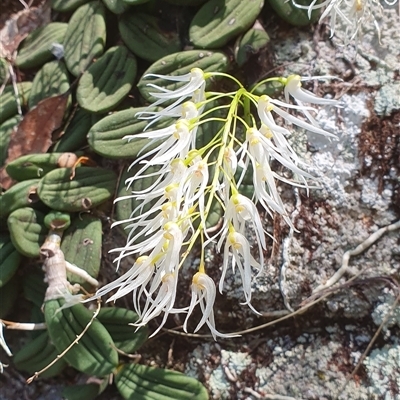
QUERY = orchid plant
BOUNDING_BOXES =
[91,69,338,339]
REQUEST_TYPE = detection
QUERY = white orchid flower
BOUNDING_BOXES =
[220,228,261,314]
[91,256,155,302]
[284,75,338,106]
[144,67,206,109]
[257,95,336,138]
[184,272,236,339]
[135,272,179,337]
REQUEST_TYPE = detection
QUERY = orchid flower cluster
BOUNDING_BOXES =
[293,0,398,42]
[93,68,337,339]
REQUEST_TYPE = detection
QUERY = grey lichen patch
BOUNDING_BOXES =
[371,288,400,331]
[374,81,400,116]
[364,339,400,400]
[255,332,370,400]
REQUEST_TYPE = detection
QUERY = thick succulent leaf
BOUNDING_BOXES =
[0,275,19,318]
[37,167,117,212]
[0,234,21,287]
[61,214,102,286]
[62,383,103,400]
[63,1,106,76]
[29,60,70,109]
[137,50,228,104]
[119,12,181,62]
[44,211,71,231]
[44,298,119,376]
[267,0,322,26]
[235,26,270,67]
[7,207,47,258]
[0,115,22,167]
[22,267,47,308]
[0,57,9,85]
[102,0,129,14]
[6,153,74,182]
[97,307,149,353]
[87,107,172,159]
[121,0,150,4]
[77,46,137,113]
[0,82,32,124]
[13,331,67,378]
[115,363,209,400]
[53,108,92,152]
[0,179,42,219]
[15,22,68,69]
[162,0,206,5]
[52,0,91,12]
[189,0,264,49]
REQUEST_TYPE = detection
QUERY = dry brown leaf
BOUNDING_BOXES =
[0,93,69,190]
[0,5,51,59]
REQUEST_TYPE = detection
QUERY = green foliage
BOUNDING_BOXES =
[0,115,22,167]
[52,108,92,152]
[0,82,31,124]
[43,211,71,231]
[87,107,171,159]
[61,215,102,286]
[268,0,322,26]
[77,46,137,113]
[7,208,47,258]
[29,61,70,109]
[235,26,270,66]
[44,299,119,376]
[15,23,68,69]
[37,167,117,212]
[13,331,67,378]
[102,0,130,14]
[190,0,264,49]
[115,363,209,400]
[97,307,149,354]
[0,234,21,287]
[0,179,41,219]
[6,153,69,182]
[119,12,181,62]
[63,1,106,76]
[0,275,19,318]
[52,0,91,12]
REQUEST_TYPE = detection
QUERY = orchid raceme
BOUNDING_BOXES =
[292,0,398,42]
[91,68,338,338]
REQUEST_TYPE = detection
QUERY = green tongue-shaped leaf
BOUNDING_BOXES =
[63,1,106,77]
[87,107,172,159]
[0,234,21,287]
[189,0,264,49]
[29,60,70,109]
[44,299,119,376]
[37,167,117,212]
[15,22,68,69]
[7,207,47,258]
[115,363,209,400]
[77,45,137,113]
[119,12,181,62]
